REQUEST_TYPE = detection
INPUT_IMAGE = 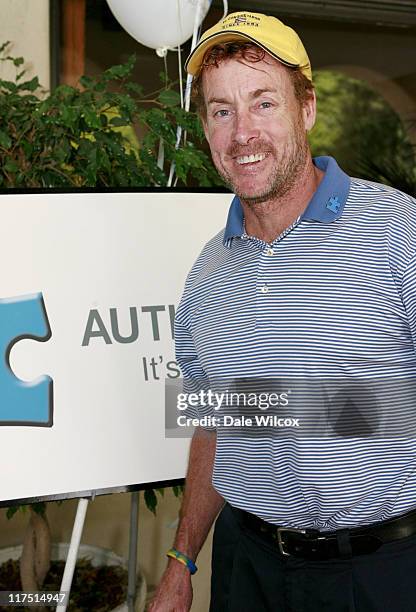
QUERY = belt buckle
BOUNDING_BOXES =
[277,527,307,556]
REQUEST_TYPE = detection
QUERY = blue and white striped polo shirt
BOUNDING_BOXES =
[175,156,416,530]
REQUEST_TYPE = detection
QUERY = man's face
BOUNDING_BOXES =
[201,54,316,204]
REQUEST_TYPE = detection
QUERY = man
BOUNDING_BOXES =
[150,11,416,612]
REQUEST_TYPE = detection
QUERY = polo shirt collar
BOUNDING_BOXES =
[223,156,351,247]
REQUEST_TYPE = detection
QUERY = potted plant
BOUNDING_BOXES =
[0,539,147,611]
[0,42,222,189]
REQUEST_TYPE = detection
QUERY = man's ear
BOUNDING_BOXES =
[302,89,317,132]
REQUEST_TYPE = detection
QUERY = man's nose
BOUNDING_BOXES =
[232,111,260,145]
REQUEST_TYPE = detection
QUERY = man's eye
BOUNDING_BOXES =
[260,102,272,109]
[214,109,229,117]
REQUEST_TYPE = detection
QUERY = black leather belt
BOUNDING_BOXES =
[234,506,416,560]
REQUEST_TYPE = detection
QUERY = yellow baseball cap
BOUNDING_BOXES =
[185,11,312,81]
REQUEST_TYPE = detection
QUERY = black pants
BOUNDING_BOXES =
[210,504,416,612]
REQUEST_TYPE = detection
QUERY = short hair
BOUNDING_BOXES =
[191,42,315,118]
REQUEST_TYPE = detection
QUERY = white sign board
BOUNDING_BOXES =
[0,191,230,504]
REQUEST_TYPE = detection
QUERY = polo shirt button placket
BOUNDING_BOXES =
[255,245,274,325]
[263,246,275,287]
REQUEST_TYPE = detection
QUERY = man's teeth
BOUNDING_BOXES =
[236,153,266,165]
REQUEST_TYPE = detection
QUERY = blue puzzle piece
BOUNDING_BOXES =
[326,196,341,214]
[0,293,53,426]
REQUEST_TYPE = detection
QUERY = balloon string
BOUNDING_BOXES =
[178,45,184,109]
[157,53,169,179]
[167,47,184,187]
[163,53,168,82]
[157,138,165,171]
[167,0,204,187]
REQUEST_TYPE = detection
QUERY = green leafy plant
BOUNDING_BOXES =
[310,70,416,196]
[144,484,184,515]
[0,42,222,188]
[351,138,416,198]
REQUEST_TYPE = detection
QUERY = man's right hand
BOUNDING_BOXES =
[147,561,193,612]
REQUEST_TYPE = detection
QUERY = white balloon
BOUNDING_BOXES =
[106,0,211,51]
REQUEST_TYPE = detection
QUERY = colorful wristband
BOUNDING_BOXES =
[166,547,198,575]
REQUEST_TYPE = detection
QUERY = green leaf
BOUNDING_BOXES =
[20,76,39,92]
[31,502,47,516]
[125,82,144,96]
[13,56,24,67]
[83,108,101,129]
[21,139,33,157]
[79,75,94,88]
[104,59,134,80]
[109,116,128,127]
[0,80,17,93]
[87,147,97,165]
[61,106,77,127]
[4,161,18,173]
[144,489,158,514]
[0,130,11,148]
[54,83,77,97]
[16,69,26,81]
[96,147,111,172]
[158,89,181,107]
[6,506,19,519]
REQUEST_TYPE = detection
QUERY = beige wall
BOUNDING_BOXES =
[0,0,50,89]
[0,491,212,611]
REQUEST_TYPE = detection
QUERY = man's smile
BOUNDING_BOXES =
[236,153,266,165]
